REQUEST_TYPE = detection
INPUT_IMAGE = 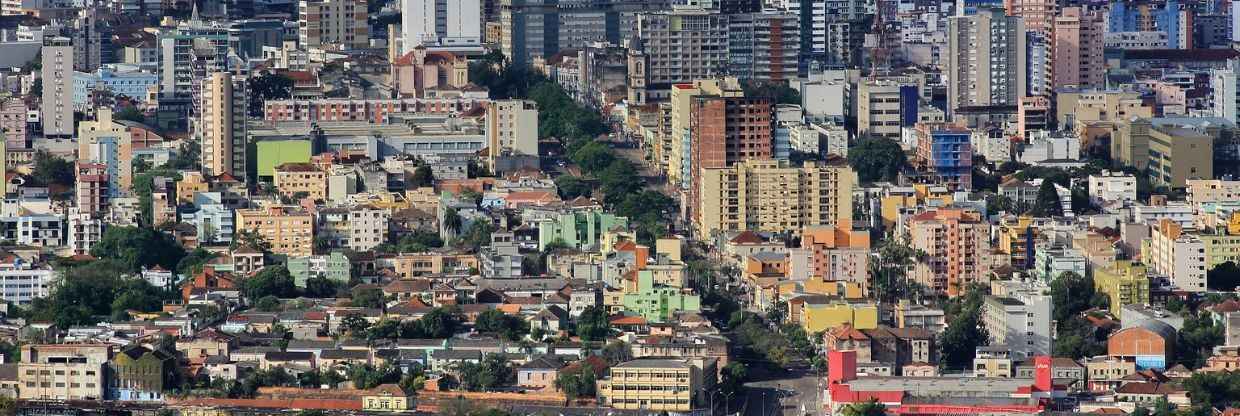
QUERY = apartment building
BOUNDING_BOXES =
[945,7,1027,116]
[0,256,57,306]
[687,91,773,222]
[913,123,973,190]
[666,77,746,190]
[19,344,112,401]
[299,0,369,51]
[1094,261,1151,319]
[1055,89,1151,131]
[500,0,653,66]
[1187,179,1240,207]
[1112,118,1213,189]
[76,162,110,217]
[274,163,327,201]
[235,205,315,257]
[905,209,995,297]
[42,37,74,137]
[200,72,249,181]
[984,279,1054,360]
[1148,219,1207,293]
[347,205,390,252]
[1089,171,1138,208]
[1,97,27,149]
[1005,0,1056,34]
[629,7,730,102]
[801,224,870,289]
[695,159,855,239]
[857,79,917,140]
[597,358,716,412]
[485,100,538,170]
[1052,7,1105,90]
[403,0,482,51]
[727,11,800,83]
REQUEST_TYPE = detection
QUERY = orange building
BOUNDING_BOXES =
[801,222,870,291]
[1108,320,1177,370]
[905,209,995,296]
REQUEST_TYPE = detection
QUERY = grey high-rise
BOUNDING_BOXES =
[946,7,1027,117]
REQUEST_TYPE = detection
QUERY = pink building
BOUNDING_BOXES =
[0,97,26,149]
[1005,0,1057,34]
[391,48,469,98]
[1053,7,1105,90]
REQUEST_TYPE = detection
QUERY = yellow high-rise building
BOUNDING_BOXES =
[666,77,743,190]
[1093,260,1150,319]
[235,205,314,257]
[695,158,855,239]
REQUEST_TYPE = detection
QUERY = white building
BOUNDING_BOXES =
[1032,245,1087,282]
[66,209,104,256]
[1149,221,1208,292]
[347,205,390,252]
[1088,171,1138,209]
[1104,31,1170,50]
[141,267,176,290]
[1131,203,1195,229]
[1212,66,1238,123]
[983,279,1053,360]
[799,74,850,123]
[402,0,481,52]
[486,99,538,169]
[1019,130,1080,164]
[42,37,74,137]
[0,256,57,306]
[972,130,1012,163]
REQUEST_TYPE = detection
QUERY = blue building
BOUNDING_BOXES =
[180,192,236,244]
[73,66,159,109]
[915,125,974,190]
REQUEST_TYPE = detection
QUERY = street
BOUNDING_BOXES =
[741,367,822,416]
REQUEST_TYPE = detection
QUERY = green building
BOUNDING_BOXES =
[255,139,313,181]
[109,345,177,401]
[537,210,628,251]
[622,270,700,322]
[288,252,352,287]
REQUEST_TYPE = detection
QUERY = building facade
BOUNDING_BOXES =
[696,159,855,239]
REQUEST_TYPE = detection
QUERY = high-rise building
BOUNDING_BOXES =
[158,24,230,99]
[984,279,1054,360]
[913,123,973,190]
[404,0,482,52]
[696,159,855,239]
[500,0,659,66]
[727,11,801,84]
[485,100,539,170]
[687,88,773,223]
[905,208,995,296]
[1149,219,1208,293]
[1052,7,1105,90]
[235,205,315,257]
[666,77,745,190]
[42,36,75,137]
[779,0,868,70]
[298,0,370,51]
[199,72,248,181]
[628,7,730,103]
[857,79,919,140]
[945,7,1026,117]
[70,8,102,72]
[76,162,110,216]
[77,108,134,197]
[1004,0,1056,34]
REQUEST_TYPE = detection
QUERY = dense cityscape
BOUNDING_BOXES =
[1,0,1240,415]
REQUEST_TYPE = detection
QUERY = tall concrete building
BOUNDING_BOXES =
[199,72,248,181]
[298,0,370,51]
[905,208,995,297]
[778,0,868,70]
[696,159,855,239]
[945,7,1026,117]
[1052,7,1105,90]
[857,79,918,140]
[158,24,230,99]
[687,87,773,223]
[19,344,113,401]
[727,11,801,83]
[485,100,539,169]
[42,36,75,137]
[1004,0,1056,34]
[629,6,730,103]
[404,0,482,51]
[1149,219,1208,293]
[500,0,660,66]
[984,279,1054,360]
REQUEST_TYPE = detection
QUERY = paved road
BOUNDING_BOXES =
[741,367,823,416]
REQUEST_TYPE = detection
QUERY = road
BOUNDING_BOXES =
[741,367,822,416]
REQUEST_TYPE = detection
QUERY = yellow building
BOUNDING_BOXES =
[235,205,314,257]
[999,216,1040,269]
[696,158,855,239]
[1113,119,1214,188]
[1093,260,1150,319]
[667,77,744,188]
[361,384,413,412]
[177,172,211,204]
[1055,89,1151,131]
[77,107,134,192]
[1201,233,1240,268]
[273,162,327,201]
[879,184,953,230]
[597,358,715,412]
[798,301,879,333]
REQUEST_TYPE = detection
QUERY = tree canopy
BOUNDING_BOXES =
[848,137,908,183]
[1208,261,1240,291]
[456,353,514,391]
[91,226,187,273]
[474,309,529,341]
[939,287,989,369]
[27,259,173,327]
[241,265,298,300]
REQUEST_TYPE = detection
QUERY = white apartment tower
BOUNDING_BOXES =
[199,72,248,181]
[946,7,1027,117]
[403,0,482,52]
[42,36,75,137]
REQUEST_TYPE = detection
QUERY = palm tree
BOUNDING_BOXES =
[840,399,887,416]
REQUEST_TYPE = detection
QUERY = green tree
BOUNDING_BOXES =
[341,313,371,335]
[555,364,597,399]
[241,265,297,300]
[409,165,435,188]
[1208,261,1240,291]
[352,286,386,309]
[1031,180,1063,217]
[131,168,182,226]
[304,276,342,298]
[348,363,403,389]
[114,106,145,123]
[456,353,514,391]
[27,259,171,328]
[869,240,921,303]
[400,306,463,338]
[1179,311,1225,368]
[176,247,217,276]
[848,137,908,183]
[720,362,748,396]
[457,220,496,252]
[475,309,529,341]
[255,295,281,312]
[554,175,593,199]
[938,288,989,370]
[247,73,294,116]
[840,399,887,416]
[600,341,632,365]
[31,150,75,188]
[574,306,610,342]
[91,226,187,273]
